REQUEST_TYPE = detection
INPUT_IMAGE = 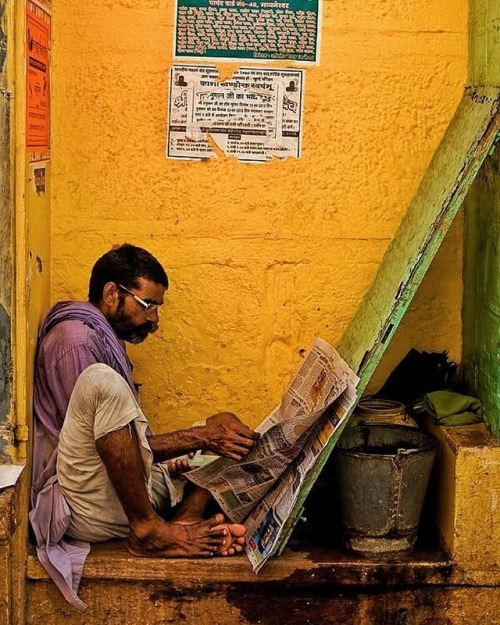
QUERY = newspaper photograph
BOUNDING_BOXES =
[167,65,304,162]
[186,338,358,529]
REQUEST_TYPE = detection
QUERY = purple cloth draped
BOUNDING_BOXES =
[30,301,137,610]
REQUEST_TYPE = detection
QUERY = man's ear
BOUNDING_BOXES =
[102,282,120,309]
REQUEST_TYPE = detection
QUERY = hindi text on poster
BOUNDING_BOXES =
[174,0,320,63]
[166,65,304,163]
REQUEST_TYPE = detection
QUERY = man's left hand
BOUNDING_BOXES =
[204,412,259,461]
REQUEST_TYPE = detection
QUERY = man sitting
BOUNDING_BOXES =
[30,243,258,609]
[58,362,250,557]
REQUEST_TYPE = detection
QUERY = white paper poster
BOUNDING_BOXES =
[167,65,304,163]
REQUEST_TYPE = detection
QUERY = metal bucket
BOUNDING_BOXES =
[334,424,438,556]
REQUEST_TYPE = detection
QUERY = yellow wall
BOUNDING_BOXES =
[13,0,52,462]
[17,160,52,461]
[50,0,467,432]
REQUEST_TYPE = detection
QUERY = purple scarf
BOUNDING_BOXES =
[38,300,136,396]
[30,301,137,611]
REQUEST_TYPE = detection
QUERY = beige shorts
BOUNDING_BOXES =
[57,363,185,542]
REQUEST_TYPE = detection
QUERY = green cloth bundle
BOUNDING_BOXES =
[423,390,483,426]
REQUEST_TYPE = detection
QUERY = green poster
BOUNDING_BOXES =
[174,0,320,63]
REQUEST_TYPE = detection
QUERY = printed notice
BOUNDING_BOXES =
[26,0,51,155]
[174,0,320,63]
[167,65,304,162]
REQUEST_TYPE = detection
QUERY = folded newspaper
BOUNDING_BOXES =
[186,337,359,571]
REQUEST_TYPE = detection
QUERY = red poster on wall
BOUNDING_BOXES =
[26,0,51,154]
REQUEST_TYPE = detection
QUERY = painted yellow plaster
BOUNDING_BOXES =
[49,0,467,432]
[13,0,52,460]
[16,161,52,461]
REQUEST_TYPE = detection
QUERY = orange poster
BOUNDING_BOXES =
[26,0,51,153]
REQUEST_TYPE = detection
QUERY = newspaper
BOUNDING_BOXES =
[245,369,359,570]
[186,338,359,567]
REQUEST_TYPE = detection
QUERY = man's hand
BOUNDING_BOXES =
[203,412,259,461]
[162,457,192,479]
[147,414,259,464]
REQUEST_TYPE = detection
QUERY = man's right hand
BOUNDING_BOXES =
[202,412,259,461]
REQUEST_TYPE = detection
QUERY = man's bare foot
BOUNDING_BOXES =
[128,513,226,558]
[213,521,247,557]
[174,516,247,557]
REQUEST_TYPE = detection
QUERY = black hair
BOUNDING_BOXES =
[88,243,169,304]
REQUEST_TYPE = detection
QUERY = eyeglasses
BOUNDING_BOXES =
[118,284,161,313]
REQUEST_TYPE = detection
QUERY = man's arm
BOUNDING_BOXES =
[148,412,259,462]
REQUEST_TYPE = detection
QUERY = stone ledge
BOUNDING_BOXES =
[27,540,500,588]
[429,421,500,452]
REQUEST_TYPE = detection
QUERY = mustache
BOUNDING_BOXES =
[126,321,158,344]
[142,321,158,334]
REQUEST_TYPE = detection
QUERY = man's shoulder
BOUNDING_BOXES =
[44,318,98,343]
[40,319,102,360]
[79,363,129,390]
